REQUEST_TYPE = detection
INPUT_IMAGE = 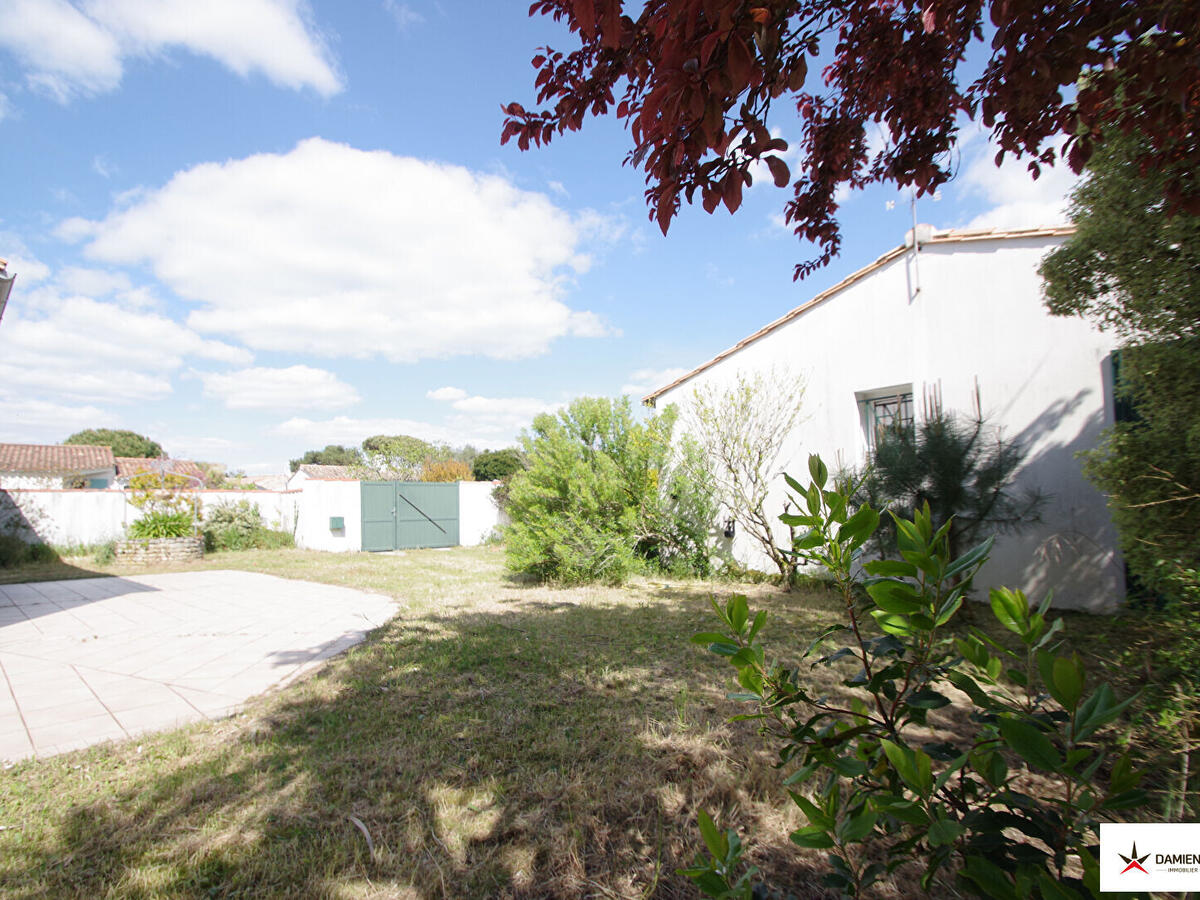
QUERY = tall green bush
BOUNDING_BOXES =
[1040,133,1200,608]
[682,457,1145,898]
[504,396,716,584]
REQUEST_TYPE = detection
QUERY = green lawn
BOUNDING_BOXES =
[0,546,853,898]
[0,546,1166,898]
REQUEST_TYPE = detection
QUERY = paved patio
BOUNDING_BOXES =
[0,571,397,762]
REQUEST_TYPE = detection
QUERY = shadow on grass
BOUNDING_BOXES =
[2,583,842,899]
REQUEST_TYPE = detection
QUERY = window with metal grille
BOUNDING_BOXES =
[863,390,914,450]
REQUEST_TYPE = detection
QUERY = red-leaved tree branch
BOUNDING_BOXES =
[501,0,1199,278]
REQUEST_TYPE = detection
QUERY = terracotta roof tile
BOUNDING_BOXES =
[114,457,207,483]
[297,464,357,480]
[0,443,115,474]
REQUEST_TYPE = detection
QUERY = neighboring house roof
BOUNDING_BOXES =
[295,464,357,480]
[252,474,291,491]
[642,224,1077,405]
[0,443,115,475]
[114,457,207,483]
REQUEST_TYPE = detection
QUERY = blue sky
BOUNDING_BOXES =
[0,1,1078,474]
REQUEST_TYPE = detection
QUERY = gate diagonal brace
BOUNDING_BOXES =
[397,491,447,534]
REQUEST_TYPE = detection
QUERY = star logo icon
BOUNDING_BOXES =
[1119,841,1150,875]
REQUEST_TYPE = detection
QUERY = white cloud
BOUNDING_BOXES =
[278,387,561,450]
[73,138,615,362]
[0,396,111,440]
[427,386,561,434]
[0,288,251,404]
[0,0,123,100]
[0,233,52,285]
[621,367,692,398]
[0,0,340,103]
[201,365,360,411]
[383,0,424,30]
[57,265,131,296]
[959,133,1078,230]
[92,155,115,178]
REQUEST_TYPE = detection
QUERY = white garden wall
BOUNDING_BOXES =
[652,230,1123,612]
[0,488,301,547]
[294,480,361,552]
[459,481,502,546]
[2,478,502,554]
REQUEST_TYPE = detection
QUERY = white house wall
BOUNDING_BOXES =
[656,235,1122,611]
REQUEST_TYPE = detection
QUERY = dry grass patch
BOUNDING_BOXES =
[0,546,1138,898]
[1,547,849,898]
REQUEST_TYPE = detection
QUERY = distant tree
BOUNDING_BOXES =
[361,434,440,479]
[504,1,1197,277]
[288,445,363,473]
[65,428,162,458]
[472,448,526,481]
[1041,134,1200,605]
[683,368,806,581]
[419,459,473,482]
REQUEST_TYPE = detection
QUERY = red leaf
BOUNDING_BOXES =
[532,54,546,69]
[750,7,769,25]
[574,0,596,37]
[727,35,754,95]
[766,155,791,187]
[921,5,936,33]
[722,171,743,213]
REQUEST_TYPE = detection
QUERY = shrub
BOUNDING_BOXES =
[682,456,1145,898]
[202,500,294,551]
[0,534,58,568]
[472,448,526,481]
[854,406,1044,561]
[505,396,716,584]
[128,511,196,539]
[419,459,472,482]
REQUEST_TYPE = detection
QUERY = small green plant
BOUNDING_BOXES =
[93,541,116,565]
[681,455,1145,898]
[128,511,196,539]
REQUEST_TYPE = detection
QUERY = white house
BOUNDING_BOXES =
[0,443,116,489]
[286,463,357,491]
[645,224,1123,612]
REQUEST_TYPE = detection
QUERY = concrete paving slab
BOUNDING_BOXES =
[0,571,396,762]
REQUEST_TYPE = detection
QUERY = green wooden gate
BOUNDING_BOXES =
[361,482,460,551]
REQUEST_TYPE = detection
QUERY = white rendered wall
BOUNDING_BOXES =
[459,481,501,546]
[294,480,361,552]
[2,489,302,547]
[0,489,136,545]
[656,235,1122,611]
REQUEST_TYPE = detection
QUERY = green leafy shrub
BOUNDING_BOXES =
[93,541,116,565]
[128,511,196,539]
[505,396,716,584]
[472,448,525,481]
[682,455,1145,898]
[202,500,294,551]
[0,534,58,567]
